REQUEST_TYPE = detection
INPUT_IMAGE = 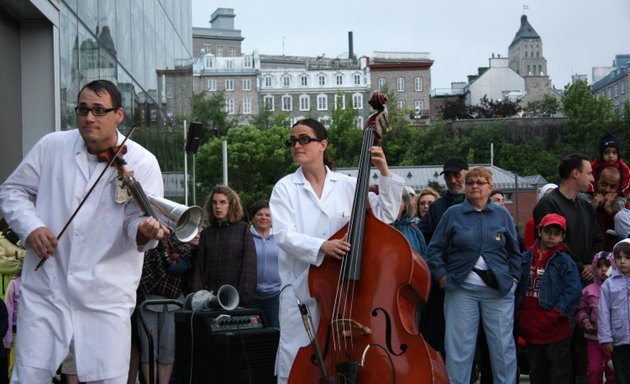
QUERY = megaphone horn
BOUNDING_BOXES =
[146,195,203,242]
[185,285,240,311]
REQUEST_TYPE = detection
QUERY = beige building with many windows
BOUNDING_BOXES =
[192,8,434,128]
[368,52,434,125]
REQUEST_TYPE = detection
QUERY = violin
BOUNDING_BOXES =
[96,144,159,219]
[288,92,447,383]
[35,129,164,270]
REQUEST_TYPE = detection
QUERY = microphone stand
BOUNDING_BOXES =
[297,298,335,384]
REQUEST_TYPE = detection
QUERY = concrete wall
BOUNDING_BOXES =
[0,7,22,183]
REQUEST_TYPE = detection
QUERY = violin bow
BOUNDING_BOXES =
[35,126,137,271]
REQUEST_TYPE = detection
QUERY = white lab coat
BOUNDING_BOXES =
[0,130,162,381]
[269,166,403,382]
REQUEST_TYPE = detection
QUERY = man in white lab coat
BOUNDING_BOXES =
[0,80,167,384]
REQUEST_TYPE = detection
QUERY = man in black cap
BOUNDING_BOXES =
[418,157,468,358]
[420,157,468,243]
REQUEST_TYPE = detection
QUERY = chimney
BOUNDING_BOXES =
[348,31,354,59]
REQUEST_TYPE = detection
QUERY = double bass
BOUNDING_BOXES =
[288,92,448,383]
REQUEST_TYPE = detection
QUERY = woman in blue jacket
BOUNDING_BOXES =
[425,167,522,384]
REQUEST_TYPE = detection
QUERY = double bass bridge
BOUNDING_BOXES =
[332,318,372,338]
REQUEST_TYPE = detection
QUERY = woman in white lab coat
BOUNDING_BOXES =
[269,118,403,383]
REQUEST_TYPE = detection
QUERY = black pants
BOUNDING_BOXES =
[419,278,446,358]
[613,344,630,384]
[526,337,572,384]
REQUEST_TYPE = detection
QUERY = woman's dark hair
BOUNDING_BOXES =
[247,199,269,222]
[292,118,336,171]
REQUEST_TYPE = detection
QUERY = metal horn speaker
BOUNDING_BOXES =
[147,195,203,242]
[185,285,240,311]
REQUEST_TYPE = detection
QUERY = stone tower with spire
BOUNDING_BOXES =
[508,15,548,77]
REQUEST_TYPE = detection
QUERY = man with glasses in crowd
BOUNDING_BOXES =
[0,80,166,384]
[419,157,469,358]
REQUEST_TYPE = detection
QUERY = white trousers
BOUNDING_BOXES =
[11,363,127,384]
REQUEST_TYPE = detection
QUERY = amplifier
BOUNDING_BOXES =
[175,309,279,384]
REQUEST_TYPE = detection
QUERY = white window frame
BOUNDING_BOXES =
[396,77,405,92]
[244,55,252,68]
[300,75,308,86]
[397,100,405,109]
[204,56,214,68]
[264,75,273,88]
[378,78,386,90]
[226,60,234,69]
[356,116,364,129]
[263,95,274,111]
[282,75,291,87]
[299,95,310,111]
[207,79,217,91]
[242,79,251,91]
[317,94,328,111]
[166,84,172,98]
[225,79,234,91]
[225,98,234,114]
[415,100,425,114]
[353,73,361,85]
[352,93,363,109]
[318,74,326,86]
[414,77,423,92]
[242,98,252,114]
[334,94,346,110]
[282,95,292,111]
[336,74,343,85]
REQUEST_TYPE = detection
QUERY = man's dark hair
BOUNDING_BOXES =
[78,80,122,109]
[490,189,504,198]
[558,154,590,180]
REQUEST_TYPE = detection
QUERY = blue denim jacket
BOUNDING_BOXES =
[426,198,522,296]
[515,245,582,316]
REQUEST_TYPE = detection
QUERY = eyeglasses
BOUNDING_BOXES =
[285,135,323,148]
[75,106,119,117]
[466,180,489,186]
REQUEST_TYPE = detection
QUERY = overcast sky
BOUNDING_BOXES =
[191,0,630,90]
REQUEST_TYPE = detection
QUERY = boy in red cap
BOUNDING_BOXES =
[515,213,582,384]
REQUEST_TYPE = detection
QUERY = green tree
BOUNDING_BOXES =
[561,80,613,154]
[440,98,469,120]
[469,96,521,118]
[191,91,236,141]
[195,125,293,208]
[250,107,291,130]
[327,91,362,167]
